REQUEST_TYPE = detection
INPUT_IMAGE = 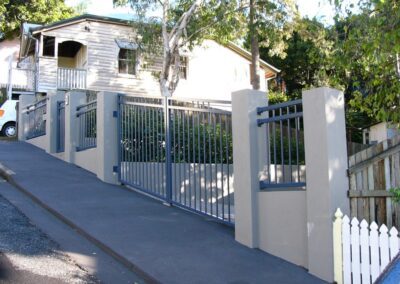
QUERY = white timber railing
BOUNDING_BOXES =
[57,67,87,90]
[333,208,400,284]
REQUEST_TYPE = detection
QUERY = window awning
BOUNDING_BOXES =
[115,39,138,50]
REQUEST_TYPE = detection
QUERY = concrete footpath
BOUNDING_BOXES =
[0,141,324,284]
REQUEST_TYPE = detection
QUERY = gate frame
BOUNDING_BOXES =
[117,93,234,225]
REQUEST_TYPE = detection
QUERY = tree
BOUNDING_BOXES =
[333,0,400,123]
[261,17,337,97]
[114,0,245,97]
[0,0,75,40]
[247,0,297,90]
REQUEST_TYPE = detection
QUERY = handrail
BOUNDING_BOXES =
[76,100,97,111]
[257,99,303,115]
[26,98,47,112]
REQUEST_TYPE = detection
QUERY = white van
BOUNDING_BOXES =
[0,98,17,137]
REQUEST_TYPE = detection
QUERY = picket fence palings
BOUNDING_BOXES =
[342,215,351,284]
[359,220,369,284]
[370,222,380,283]
[389,227,399,260]
[334,210,400,284]
[351,218,361,284]
[333,209,344,284]
[380,225,390,271]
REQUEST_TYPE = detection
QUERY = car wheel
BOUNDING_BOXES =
[3,123,16,138]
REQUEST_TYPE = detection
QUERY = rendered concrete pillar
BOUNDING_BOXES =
[231,89,267,248]
[302,87,350,282]
[17,94,35,141]
[96,92,119,184]
[45,91,65,153]
[64,91,86,164]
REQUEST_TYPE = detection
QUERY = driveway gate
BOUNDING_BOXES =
[118,94,234,224]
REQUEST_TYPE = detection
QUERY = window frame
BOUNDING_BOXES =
[118,48,137,76]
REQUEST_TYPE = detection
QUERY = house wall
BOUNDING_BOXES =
[175,40,266,101]
[38,57,58,91]
[369,122,388,143]
[0,39,19,87]
[35,20,268,100]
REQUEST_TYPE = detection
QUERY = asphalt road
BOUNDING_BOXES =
[0,188,98,284]
[0,252,66,284]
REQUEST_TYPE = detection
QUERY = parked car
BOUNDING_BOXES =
[0,98,17,137]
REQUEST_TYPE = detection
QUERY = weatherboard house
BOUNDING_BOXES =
[9,14,279,100]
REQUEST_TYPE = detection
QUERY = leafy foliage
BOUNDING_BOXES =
[0,0,75,40]
[390,187,400,204]
[332,0,400,123]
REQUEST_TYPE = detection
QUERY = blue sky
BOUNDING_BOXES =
[65,0,353,25]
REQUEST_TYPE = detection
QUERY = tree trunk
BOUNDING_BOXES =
[250,0,261,90]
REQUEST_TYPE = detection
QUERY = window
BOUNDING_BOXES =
[43,36,55,57]
[118,48,137,75]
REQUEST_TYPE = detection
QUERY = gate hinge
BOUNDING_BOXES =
[113,165,118,173]
[113,111,118,118]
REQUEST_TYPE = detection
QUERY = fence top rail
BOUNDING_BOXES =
[169,104,232,115]
[257,112,303,126]
[170,97,231,105]
[348,137,400,174]
[257,99,303,115]
[118,93,232,105]
[58,67,87,72]
[76,100,97,111]
[26,98,47,111]
[118,93,164,100]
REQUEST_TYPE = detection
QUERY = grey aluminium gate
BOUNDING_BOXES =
[118,94,234,225]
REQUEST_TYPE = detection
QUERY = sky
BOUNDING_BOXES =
[65,0,353,25]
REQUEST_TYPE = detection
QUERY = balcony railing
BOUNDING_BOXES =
[57,67,87,90]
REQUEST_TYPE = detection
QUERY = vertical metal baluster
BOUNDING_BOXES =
[122,103,126,182]
[172,109,176,201]
[177,109,181,203]
[192,111,196,210]
[139,106,143,187]
[219,114,223,220]
[187,109,191,207]
[203,111,207,213]
[295,105,300,182]
[119,104,122,182]
[132,103,136,184]
[287,106,292,183]
[129,104,133,184]
[213,112,218,217]
[208,111,212,216]
[182,110,187,205]
[197,111,201,211]
[266,112,271,184]
[151,107,155,194]
[165,97,172,202]
[279,108,284,183]
[161,105,165,197]
[157,106,161,195]
[272,109,277,184]
[144,107,148,192]
[226,114,231,223]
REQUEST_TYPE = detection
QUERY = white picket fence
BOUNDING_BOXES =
[333,208,400,284]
